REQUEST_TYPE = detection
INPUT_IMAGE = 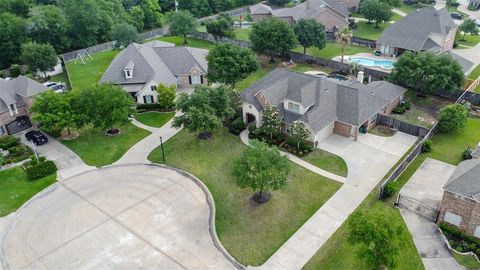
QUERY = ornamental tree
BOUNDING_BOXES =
[207,43,260,87]
[169,10,196,44]
[348,209,407,269]
[233,140,290,203]
[438,104,469,134]
[293,18,326,54]
[288,121,311,150]
[261,106,282,140]
[112,23,140,49]
[459,19,479,40]
[21,42,58,78]
[250,17,297,62]
[157,83,176,109]
[206,17,234,38]
[360,0,393,28]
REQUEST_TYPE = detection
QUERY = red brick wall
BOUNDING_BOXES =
[439,191,480,237]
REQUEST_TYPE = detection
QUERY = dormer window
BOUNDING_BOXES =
[124,60,134,79]
[287,102,300,113]
[8,103,18,116]
[125,70,132,79]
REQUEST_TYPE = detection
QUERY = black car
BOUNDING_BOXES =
[450,13,463,20]
[25,131,48,146]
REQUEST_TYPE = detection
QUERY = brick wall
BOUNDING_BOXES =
[384,96,401,115]
[439,191,480,237]
[314,9,348,32]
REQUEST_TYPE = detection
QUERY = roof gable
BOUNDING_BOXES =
[444,159,480,200]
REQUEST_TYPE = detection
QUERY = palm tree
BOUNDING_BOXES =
[335,26,353,63]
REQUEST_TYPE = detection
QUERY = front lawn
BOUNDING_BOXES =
[234,28,252,41]
[62,123,151,167]
[302,149,348,177]
[135,112,175,128]
[353,21,388,40]
[451,252,480,269]
[148,128,342,266]
[294,41,372,60]
[0,167,56,217]
[457,34,480,47]
[66,50,119,90]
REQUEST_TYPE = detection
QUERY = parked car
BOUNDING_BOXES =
[25,131,48,146]
[42,82,66,93]
[450,13,463,20]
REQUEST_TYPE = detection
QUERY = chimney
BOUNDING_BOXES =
[357,71,364,83]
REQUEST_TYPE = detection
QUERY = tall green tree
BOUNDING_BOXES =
[169,10,196,44]
[128,6,145,31]
[206,43,260,87]
[21,42,58,78]
[64,0,102,49]
[268,0,290,6]
[293,18,326,54]
[348,209,407,269]
[250,17,297,62]
[0,0,33,18]
[360,0,393,28]
[28,5,71,52]
[389,51,464,97]
[233,140,290,203]
[288,121,311,150]
[261,106,281,140]
[438,104,469,134]
[335,26,353,63]
[157,83,176,109]
[459,19,479,40]
[0,12,28,68]
[111,23,140,49]
[139,0,162,29]
[206,17,234,38]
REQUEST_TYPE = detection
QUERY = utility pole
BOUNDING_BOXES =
[30,140,39,163]
[159,136,166,163]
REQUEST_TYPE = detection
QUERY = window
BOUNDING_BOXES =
[444,211,462,226]
[8,103,17,116]
[370,114,377,124]
[190,75,201,85]
[143,95,154,104]
[125,70,132,79]
[287,102,300,113]
[151,85,157,92]
[474,226,480,238]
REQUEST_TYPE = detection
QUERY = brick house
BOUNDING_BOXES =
[241,69,406,145]
[438,159,480,237]
[100,40,208,104]
[0,76,48,135]
[249,0,350,32]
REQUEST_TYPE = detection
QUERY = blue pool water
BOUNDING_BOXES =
[348,57,395,69]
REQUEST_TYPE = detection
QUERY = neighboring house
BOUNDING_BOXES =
[0,76,48,135]
[376,7,457,56]
[438,159,480,238]
[249,0,350,32]
[241,69,406,145]
[469,0,480,10]
[100,40,208,104]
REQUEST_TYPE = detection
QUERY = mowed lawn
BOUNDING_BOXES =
[62,123,151,167]
[148,129,341,266]
[294,41,372,59]
[135,112,175,128]
[66,50,119,89]
[154,36,215,50]
[302,149,348,177]
[457,34,480,48]
[0,167,56,217]
[353,21,388,40]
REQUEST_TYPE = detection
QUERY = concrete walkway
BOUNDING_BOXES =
[114,113,182,165]
[239,130,346,183]
[398,158,462,270]
[250,132,417,270]
[392,8,407,17]
[453,41,480,74]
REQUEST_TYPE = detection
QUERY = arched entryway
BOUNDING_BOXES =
[245,113,256,126]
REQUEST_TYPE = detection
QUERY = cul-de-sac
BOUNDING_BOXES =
[1,0,480,269]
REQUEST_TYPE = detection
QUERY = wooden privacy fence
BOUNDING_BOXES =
[376,114,431,137]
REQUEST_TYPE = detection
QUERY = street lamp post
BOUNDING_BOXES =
[160,136,165,163]
[30,140,39,163]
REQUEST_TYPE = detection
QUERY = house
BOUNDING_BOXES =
[241,69,406,145]
[249,0,350,32]
[438,159,480,238]
[0,76,48,135]
[100,40,208,104]
[376,7,457,56]
[469,0,480,10]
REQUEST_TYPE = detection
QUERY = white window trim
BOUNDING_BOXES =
[190,75,201,85]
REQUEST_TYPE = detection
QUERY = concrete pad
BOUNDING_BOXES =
[0,165,237,270]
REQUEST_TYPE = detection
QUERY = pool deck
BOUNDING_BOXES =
[332,53,396,73]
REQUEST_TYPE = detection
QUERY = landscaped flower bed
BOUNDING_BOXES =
[247,126,313,157]
[0,136,34,166]
[439,222,480,257]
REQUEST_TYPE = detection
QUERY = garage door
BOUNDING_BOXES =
[333,122,352,138]
[6,115,32,135]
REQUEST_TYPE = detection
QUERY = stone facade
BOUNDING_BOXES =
[438,191,480,237]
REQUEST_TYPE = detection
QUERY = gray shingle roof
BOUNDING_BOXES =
[379,7,456,51]
[0,76,47,113]
[444,159,480,201]
[447,51,474,74]
[249,3,272,14]
[242,69,406,133]
[263,0,348,22]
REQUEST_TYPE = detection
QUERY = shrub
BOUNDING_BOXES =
[9,64,21,77]
[25,160,57,180]
[463,149,473,160]
[449,240,455,247]
[422,139,433,153]
[228,117,246,135]
[456,246,463,253]
[476,249,480,256]
[404,100,411,110]
[383,181,398,198]
[248,124,257,133]
[0,136,21,150]
[393,105,407,114]
[136,103,166,111]
[438,104,469,134]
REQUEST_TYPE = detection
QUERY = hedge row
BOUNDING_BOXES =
[25,160,57,180]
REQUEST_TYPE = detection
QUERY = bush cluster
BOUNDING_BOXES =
[422,139,433,153]
[0,136,20,150]
[392,100,411,114]
[1,144,33,165]
[137,103,173,113]
[439,222,480,257]
[382,181,399,199]
[25,160,57,180]
[227,117,246,135]
[283,139,313,157]
[248,127,286,147]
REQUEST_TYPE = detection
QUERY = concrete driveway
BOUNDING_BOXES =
[0,164,238,270]
[398,158,461,270]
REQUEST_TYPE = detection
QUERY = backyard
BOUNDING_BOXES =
[0,167,56,217]
[353,21,389,40]
[65,50,119,89]
[135,112,175,128]
[293,41,372,60]
[62,123,150,167]
[148,128,342,266]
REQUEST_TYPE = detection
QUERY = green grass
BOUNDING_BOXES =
[351,13,403,21]
[353,21,388,40]
[66,50,119,90]
[302,149,348,177]
[288,63,332,74]
[451,252,480,269]
[50,72,71,89]
[147,128,342,266]
[457,34,480,47]
[398,3,426,14]
[234,28,252,41]
[0,167,56,217]
[197,25,207,33]
[154,36,215,50]
[294,41,372,60]
[468,64,480,80]
[135,112,175,128]
[62,123,151,167]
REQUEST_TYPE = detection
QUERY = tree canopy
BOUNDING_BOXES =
[206,43,260,87]
[360,0,393,28]
[169,10,196,44]
[206,17,234,38]
[157,83,176,109]
[111,23,140,49]
[459,19,479,40]
[293,18,327,54]
[250,17,297,62]
[21,42,58,78]
[261,106,282,140]
[389,51,464,97]
[335,26,353,63]
[288,121,311,150]
[438,104,469,134]
[233,140,290,203]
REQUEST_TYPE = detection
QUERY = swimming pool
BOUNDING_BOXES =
[348,57,395,70]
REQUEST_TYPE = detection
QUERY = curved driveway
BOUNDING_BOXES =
[0,164,238,270]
